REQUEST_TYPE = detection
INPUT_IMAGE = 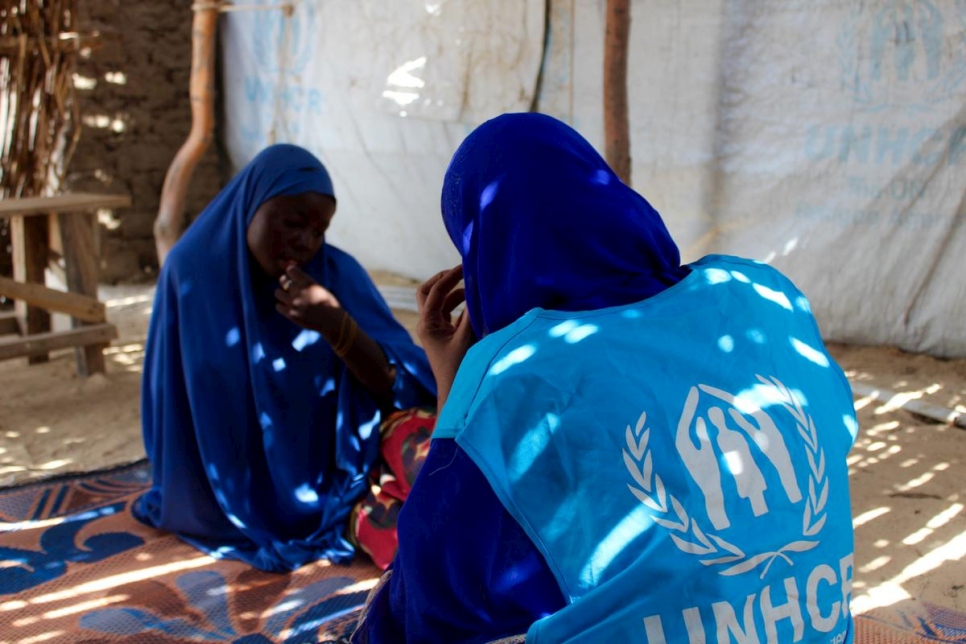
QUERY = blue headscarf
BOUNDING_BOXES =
[135,144,435,572]
[441,113,688,337]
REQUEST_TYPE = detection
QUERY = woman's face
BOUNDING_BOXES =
[246,192,336,277]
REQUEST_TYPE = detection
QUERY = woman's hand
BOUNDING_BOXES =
[275,263,342,333]
[416,264,475,410]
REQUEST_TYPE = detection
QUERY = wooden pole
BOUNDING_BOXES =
[154,4,219,266]
[603,0,631,184]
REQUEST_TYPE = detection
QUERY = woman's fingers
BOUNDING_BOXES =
[275,288,294,307]
[417,268,450,309]
[420,265,463,314]
[286,264,315,288]
[275,303,300,319]
[441,287,466,318]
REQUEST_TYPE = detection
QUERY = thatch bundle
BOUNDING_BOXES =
[0,0,82,277]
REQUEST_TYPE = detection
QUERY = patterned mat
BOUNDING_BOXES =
[1,462,964,643]
[0,461,377,643]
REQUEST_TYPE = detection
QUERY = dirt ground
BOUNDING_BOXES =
[0,278,963,618]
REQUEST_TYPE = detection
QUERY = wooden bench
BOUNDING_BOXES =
[0,194,130,376]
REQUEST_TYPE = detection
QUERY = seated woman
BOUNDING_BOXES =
[134,144,436,573]
[354,114,858,642]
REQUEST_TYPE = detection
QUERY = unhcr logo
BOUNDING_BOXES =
[252,0,317,76]
[839,0,966,112]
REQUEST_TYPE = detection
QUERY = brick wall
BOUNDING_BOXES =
[69,0,223,282]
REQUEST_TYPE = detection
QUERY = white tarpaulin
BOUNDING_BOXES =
[222,0,966,357]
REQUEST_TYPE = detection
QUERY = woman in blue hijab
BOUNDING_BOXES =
[135,144,436,573]
[354,114,856,642]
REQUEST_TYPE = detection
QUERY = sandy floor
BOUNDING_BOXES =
[0,279,963,617]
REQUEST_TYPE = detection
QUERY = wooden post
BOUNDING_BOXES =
[603,0,632,184]
[10,215,51,363]
[154,4,219,266]
[58,211,106,376]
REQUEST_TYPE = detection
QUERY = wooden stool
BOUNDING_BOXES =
[0,194,130,376]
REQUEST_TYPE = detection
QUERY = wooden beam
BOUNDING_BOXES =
[0,324,117,361]
[59,211,108,375]
[0,311,18,336]
[603,0,631,183]
[10,215,51,363]
[0,276,106,323]
[0,193,131,219]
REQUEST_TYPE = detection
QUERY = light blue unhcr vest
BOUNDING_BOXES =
[434,255,858,644]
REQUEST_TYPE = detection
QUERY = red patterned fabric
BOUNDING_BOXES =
[350,408,436,569]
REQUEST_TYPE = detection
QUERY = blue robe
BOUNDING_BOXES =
[134,144,436,572]
[355,113,688,640]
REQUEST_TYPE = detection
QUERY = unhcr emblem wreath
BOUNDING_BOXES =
[623,376,827,579]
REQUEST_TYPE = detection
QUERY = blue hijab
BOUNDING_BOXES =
[354,115,691,641]
[441,112,687,337]
[135,144,435,572]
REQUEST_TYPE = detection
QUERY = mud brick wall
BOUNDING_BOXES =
[69,0,224,283]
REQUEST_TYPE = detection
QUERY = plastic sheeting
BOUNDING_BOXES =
[222,0,966,357]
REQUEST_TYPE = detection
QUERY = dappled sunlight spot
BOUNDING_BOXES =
[262,598,305,618]
[43,594,129,619]
[461,220,475,254]
[105,294,152,308]
[508,413,558,477]
[853,506,890,527]
[252,343,266,363]
[549,320,578,338]
[103,343,146,355]
[5,431,20,438]
[794,295,811,313]
[903,502,963,545]
[292,329,320,351]
[896,471,935,491]
[866,441,887,452]
[294,484,319,505]
[867,420,901,434]
[72,73,96,90]
[718,335,734,352]
[97,209,122,231]
[852,583,912,614]
[859,556,891,573]
[847,454,864,466]
[480,181,499,210]
[703,267,731,284]
[899,458,920,468]
[730,270,751,283]
[38,459,72,470]
[843,415,859,440]
[783,237,799,255]
[592,169,611,185]
[581,504,653,586]
[752,283,793,310]
[489,344,537,376]
[104,71,127,85]
[35,426,50,434]
[135,553,152,561]
[874,539,890,548]
[13,615,39,627]
[28,556,214,604]
[225,327,241,347]
[933,462,949,472]
[564,324,599,344]
[791,337,830,367]
[0,599,27,612]
[860,529,966,613]
[383,56,426,109]
[17,631,65,644]
[272,357,287,372]
[746,328,766,344]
